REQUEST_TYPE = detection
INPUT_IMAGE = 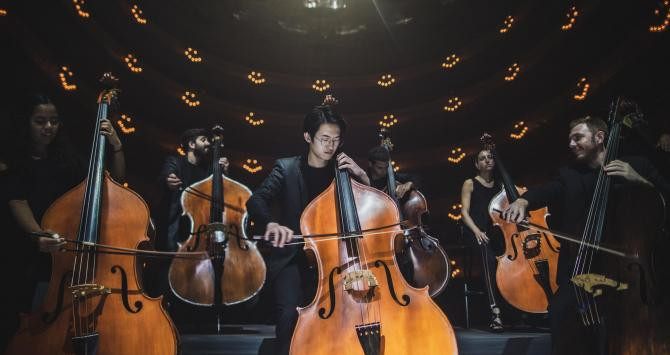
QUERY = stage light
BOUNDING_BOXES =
[304,0,347,10]
[649,0,670,32]
[561,6,579,30]
[377,74,396,87]
[59,66,77,91]
[504,63,520,81]
[72,0,90,18]
[243,159,263,173]
[448,148,466,164]
[379,114,398,128]
[574,77,590,100]
[510,121,528,140]
[177,147,186,156]
[181,91,200,107]
[448,204,463,221]
[122,182,129,188]
[443,97,462,112]
[131,4,147,24]
[500,15,514,34]
[124,54,142,73]
[244,112,265,126]
[0,9,7,16]
[117,114,136,134]
[441,54,460,69]
[391,160,399,172]
[312,79,330,92]
[185,48,202,63]
[248,71,266,85]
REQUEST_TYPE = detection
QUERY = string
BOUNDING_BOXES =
[573,99,622,326]
[72,96,105,338]
[335,169,368,328]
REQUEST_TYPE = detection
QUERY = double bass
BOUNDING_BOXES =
[289,149,458,354]
[379,128,450,298]
[556,98,670,354]
[168,125,266,307]
[481,133,561,313]
[7,74,178,355]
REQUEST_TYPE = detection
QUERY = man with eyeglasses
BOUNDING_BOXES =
[246,95,369,355]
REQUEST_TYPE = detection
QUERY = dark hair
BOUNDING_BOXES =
[10,93,77,169]
[179,128,208,150]
[368,146,390,163]
[569,116,609,137]
[303,105,347,140]
[473,149,491,165]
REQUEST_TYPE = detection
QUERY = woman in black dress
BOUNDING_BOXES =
[460,149,504,331]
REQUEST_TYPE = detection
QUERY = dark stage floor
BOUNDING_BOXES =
[180,324,550,355]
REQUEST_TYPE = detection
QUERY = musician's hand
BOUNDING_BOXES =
[37,231,66,253]
[100,118,122,151]
[322,95,338,106]
[264,222,294,248]
[604,160,647,185]
[474,230,490,245]
[166,173,183,191]
[502,198,529,224]
[337,153,370,185]
[396,181,413,199]
[658,133,670,153]
[219,157,230,175]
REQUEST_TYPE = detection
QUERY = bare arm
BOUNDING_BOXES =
[101,118,125,182]
[460,179,489,243]
[8,200,65,252]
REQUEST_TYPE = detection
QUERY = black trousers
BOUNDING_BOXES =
[272,253,315,355]
[464,231,502,315]
[549,284,607,355]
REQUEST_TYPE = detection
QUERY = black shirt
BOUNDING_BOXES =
[370,172,420,193]
[465,178,502,237]
[156,155,212,251]
[303,164,335,202]
[6,157,85,222]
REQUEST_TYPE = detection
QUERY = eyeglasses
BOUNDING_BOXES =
[314,136,341,147]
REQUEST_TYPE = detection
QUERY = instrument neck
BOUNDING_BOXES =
[77,101,109,245]
[333,162,363,261]
[383,145,404,220]
[578,97,624,259]
[210,140,224,223]
[491,149,519,202]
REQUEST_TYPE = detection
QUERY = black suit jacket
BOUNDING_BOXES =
[246,155,310,279]
[522,155,670,285]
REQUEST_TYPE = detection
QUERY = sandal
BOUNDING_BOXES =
[489,307,504,332]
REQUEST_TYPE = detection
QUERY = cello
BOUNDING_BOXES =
[168,125,266,306]
[6,73,178,355]
[556,98,670,354]
[481,133,561,313]
[378,128,450,298]
[289,149,458,354]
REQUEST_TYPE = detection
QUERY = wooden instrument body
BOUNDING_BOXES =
[290,179,457,355]
[168,174,266,306]
[6,176,179,355]
[556,185,670,354]
[489,186,560,313]
[399,190,450,298]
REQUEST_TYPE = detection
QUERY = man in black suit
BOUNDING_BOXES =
[246,96,370,355]
[502,115,670,353]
